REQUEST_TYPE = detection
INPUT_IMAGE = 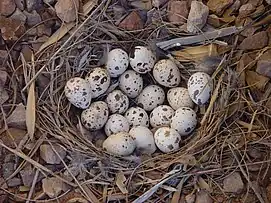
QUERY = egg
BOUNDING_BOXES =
[150,105,175,128]
[154,127,181,153]
[170,107,197,135]
[119,70,143,98]
[85,67,110,98]
[129,46,156,74]
[105,90,129,114]
[102,132,136,156]
[187,72,213,105]
[153,59,181,87]
[137,85,165,111]
[125,107,149,127]
[64,77,92,109]
[106,48,129,78]
[167,87,194,110]
[129,126,156,154]
[104,114,130,136]
[81,101,109,131]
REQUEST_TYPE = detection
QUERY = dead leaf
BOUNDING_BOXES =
[130,0,152,10]
[26,82,36,140]
[116,172,128,194]
[245,71,270,91]
[207,0,234,15]
[82,0,98,16]
[198,177,212,192]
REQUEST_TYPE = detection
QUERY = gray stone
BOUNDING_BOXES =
[40,144,67,164]
[42,177,65,198]
[43,0,56,5]
[0,0,16,16]
[266,0,271,5]
[2,163,15,179]
[55,0,79,23]
[195,190,213,203]
[187,1,209,33]
[24,10,42,26]
[7,178,22,187]
[26,0,42,12]
[6,103,26,129]
[256,60,271,78]
[14,0,25,10]
[223,172,244,193]
[10,8,27,24]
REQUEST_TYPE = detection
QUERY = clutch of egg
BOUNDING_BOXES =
[64,47,213,156]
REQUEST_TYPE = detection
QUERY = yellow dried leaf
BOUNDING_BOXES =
[198,177,212,192]
[26,82,35,140]
[82,0,98,16]
[116,172,128,194]
[245,71,270,91]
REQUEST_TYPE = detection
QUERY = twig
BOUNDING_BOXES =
[26,169,39,203]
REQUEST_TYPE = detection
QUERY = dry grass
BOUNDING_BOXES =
[1,0,271,202]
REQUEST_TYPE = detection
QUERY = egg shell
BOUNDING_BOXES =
[106,90,129,114]
[170,107,197,135]
[137,85,165,111]
[153,59,181,87]
[150,105,175,128]
[167,87,194,110]
[106,48,129,78]
[64,77,92,109]
[119,70,143,98]
[129,46,156,74]
[129,126,156,154]
[102,132,136,156]
[154,127,181,153]
[105,114,130,136]
[125,107,149,127]
[187,72,213,105]
[81,101,109,131]
[85,67,110,98]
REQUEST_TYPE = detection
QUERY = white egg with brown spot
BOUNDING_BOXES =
[154,127,181,153]
[119,70,143,98]
[129,126,156,154]
[106,48,129,78]
[81,101,109,131]
[105,114,130,136]
[170,107,197,135]
[85,67,110,98]
[106,90,129,114]
[167,87,194,110]
[153,59,181,87]
[125,107,149,127]
[64,77,92,109]
[102,132,136,156]
[150,105,175,128]
[187,72,213,105]
[129,46,156,74]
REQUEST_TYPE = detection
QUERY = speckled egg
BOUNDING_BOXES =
[119,70,143,98]
[137,85,165,111]
[125,107,149,127]
[64,77,92,109]
[170,107,197,135]
[104,114,130,136]
[167,87,194,110]
[154,127,181,153]
[153,59,181,87]
[187,72,213,105]
[81,101,109,131]
[150,105,175,128]
[129,46,156,74]
[102,132,136,156]
[129,126,156,154]
[85,67,110,98]
[106,48,129,78]
[105,90,129,114]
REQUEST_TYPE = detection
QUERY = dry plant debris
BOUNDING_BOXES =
[0,0,271,202]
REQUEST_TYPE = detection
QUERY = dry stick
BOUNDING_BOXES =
[171,165,188,203]
[22,3,103,92]
[0,141,77,187]
[156,26,243,50]
[26,169,39,203]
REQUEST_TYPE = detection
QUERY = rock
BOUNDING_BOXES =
[21,45,32,62]
[43,0,56,5]
[239,31,268,50]
[20,164,35,187]
[240,18,257,37]
[32,36,49,52]
[2,162,15,179]
[131,0,152,10]
[0,70,7,85]
[152,0,168,7]
[0,85,9,105]
[239,3,255,18]
[0,178,8,189]
[14,0,25,10]
[40,144,67,164]
[112,5,126,21]
[0,50,8,66]
[256,60,271,78]
[6,103,26,129]
[24,10,42,26]
[167,1,189,24]
[25,0,42,12]
[37,24,52,36]
[42,177,65,198]
[0,0,16,16]
[10,8,27,24]
[7,178,22,187]
[118,11,144,31]
[187,1,209,33]
[62,166,80,182]
[0,16,25,41]
[207,0,233,15]
[195,190,213,203]
[223,172,244,193]
[55,0,79,23]
[185,193,196,203]
[265,0,271,4]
